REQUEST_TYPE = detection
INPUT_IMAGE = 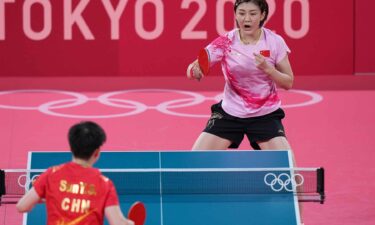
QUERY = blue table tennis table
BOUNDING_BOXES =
[24,150,301,225]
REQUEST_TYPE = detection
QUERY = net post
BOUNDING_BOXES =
[317,167,325,204]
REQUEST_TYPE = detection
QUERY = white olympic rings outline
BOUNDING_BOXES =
[17,174,40,192]
[264,173,304,192]
[0,89,323,119]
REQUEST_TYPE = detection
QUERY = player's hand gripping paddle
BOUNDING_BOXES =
[198,48,210,75]
[128,201,146,225]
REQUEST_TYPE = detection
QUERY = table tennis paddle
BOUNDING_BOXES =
[198,48,210,75]
[128,201,146,225]
[260,50,270,57]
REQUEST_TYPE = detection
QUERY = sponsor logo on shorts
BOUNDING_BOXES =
[206,112,223,129]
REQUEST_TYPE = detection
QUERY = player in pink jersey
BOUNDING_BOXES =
[188,0,294,151]
[187,0,303,224]
[16,121,134,225]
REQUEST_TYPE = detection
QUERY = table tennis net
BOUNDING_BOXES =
[0,168,325,204]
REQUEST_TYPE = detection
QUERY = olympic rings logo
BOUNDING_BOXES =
[264,173,304,192]
[17,174,40,192]
[0,89,323,119]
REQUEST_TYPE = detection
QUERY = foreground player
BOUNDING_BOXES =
[16,121,134,225]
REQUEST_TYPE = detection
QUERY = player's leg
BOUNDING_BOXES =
[257,136,291,150]
[192,132,232,150]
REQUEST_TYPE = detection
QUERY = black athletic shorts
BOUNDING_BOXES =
[203,102,287,150]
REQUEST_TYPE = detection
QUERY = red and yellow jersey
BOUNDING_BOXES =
[33,162,119,225]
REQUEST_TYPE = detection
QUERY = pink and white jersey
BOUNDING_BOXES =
[206,28,290,118]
